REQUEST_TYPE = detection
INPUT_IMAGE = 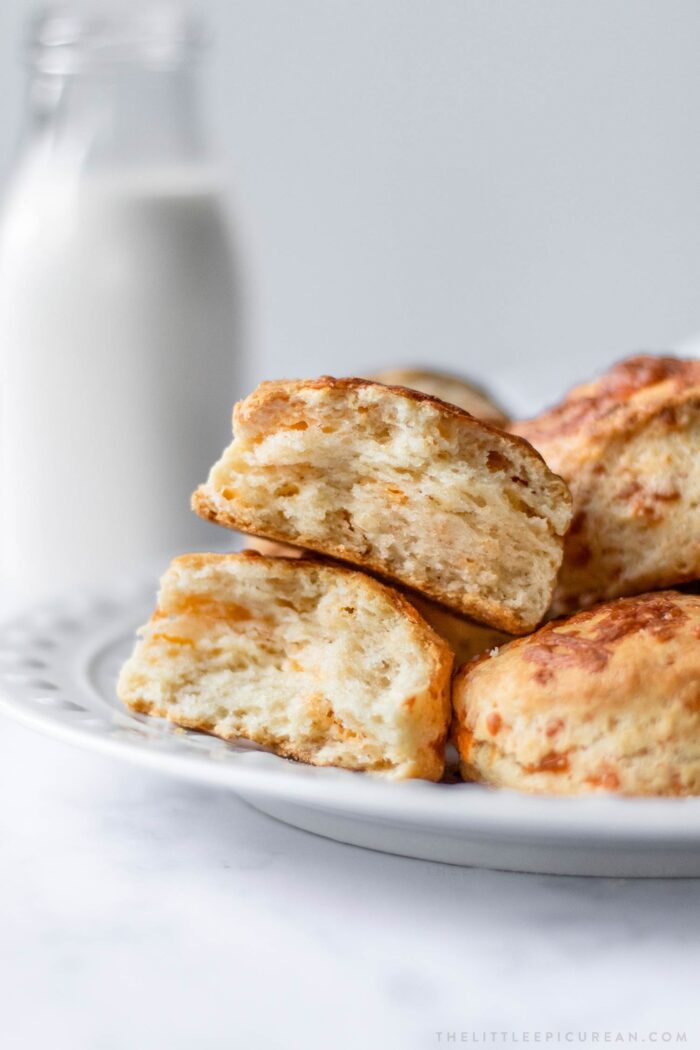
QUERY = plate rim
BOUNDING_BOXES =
[2,581,700,848]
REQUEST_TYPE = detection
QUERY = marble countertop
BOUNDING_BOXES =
[0,579,698,1050]
[1,713,699,1050]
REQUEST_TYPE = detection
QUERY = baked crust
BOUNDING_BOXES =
[232,375,531,446]
[118,551,453,781]
[453,590,700,795]
[193,376,572,634]
[513,354,700,614]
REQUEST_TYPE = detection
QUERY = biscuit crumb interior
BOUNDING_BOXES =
[118,555,450,780]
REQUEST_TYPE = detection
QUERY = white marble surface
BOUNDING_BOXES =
[1,710,699,1050]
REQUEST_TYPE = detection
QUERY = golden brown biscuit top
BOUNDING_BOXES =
[237,375,544,464]
[456,590,700,701]
[513,354,700,449]
[514,590,694,684]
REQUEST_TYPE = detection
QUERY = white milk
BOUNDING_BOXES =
[0,167,240,594]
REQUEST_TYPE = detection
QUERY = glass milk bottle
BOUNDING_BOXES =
[0,8,242,595]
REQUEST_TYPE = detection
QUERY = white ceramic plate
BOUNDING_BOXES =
[1,577,700,878]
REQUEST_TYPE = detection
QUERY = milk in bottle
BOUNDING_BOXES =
[0,9,242,594]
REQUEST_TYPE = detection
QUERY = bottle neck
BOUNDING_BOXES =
[18,8,208,176]
[24,62,207,173]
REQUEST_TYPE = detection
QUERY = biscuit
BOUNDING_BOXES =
[370,367,509,426]
[513,354,700,614]
[117,552,453,780]
[193,377,572,633]
[453,590,700,796]
[243,537,512,662]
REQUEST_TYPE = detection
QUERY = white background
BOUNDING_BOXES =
[2,4,700,1047]
[4,0,700,411]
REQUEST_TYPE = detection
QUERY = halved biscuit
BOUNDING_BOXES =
[370,367,509,426]
[193,377,572,633]
[117,552,453,780]
[513,354,700,615]
[453,591,700,796]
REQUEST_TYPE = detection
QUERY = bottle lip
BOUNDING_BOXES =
[28,4,207,74]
